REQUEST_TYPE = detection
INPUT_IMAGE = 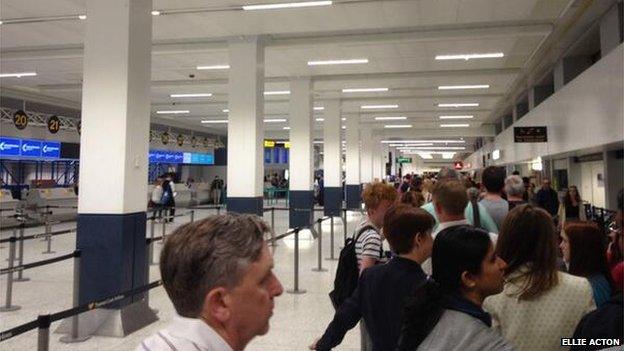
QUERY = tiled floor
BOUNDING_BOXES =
[0,205,363,350]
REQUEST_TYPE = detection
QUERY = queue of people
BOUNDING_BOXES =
[138,166,623,351]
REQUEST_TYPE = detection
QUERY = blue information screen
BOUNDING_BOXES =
[41,141,61,158]
[264,148,272,164]
[0,137,21,157]
[21,139,42,158]
[149,149,214,165]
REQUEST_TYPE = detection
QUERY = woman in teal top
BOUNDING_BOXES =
[560,222,613,307]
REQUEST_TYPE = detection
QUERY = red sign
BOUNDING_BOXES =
[453,161,463,170]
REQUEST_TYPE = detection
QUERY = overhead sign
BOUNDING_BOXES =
[176,134,184,146]
[264,140,275,148]
[41,141,61,158]
[396,157,412,164]
[454,161,464,170]
[21,139,42,157]
[492,149,501,160]
[514,126,547,143]
[148,149,214,165]
[47,115,61,134]
[161,132,170,145]
[13,110,28,130]
[0,137,21,157]
[284,142,291,149]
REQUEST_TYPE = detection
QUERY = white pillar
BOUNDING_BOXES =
[360,128,373,184]
[372,136,382,182]
[77,0,154,309]
[288,77,314,226]
[345,115,361,209]
[323,99,342,215]
[226,36,265,215]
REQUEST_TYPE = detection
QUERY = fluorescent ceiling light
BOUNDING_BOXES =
[374,116,406,121]
[197,65,230,70]
[170,93,212,98]
[264,118,287,123]
[0,72,37,78]
[417,152,433,159]
[313,141,324,144]
[439,115,474,119]
[243,1,332,11]
[342,88,388,93]
[398,146,466,150]
[201,120,228,124]
[156,110,189,114]
[341,117,346,121]
[0,21,3,25]
[438,85,490,90]
[314,106,324,111]
[361,104,398,109]
[435,53,504,61]
[151,10,161,16]
[381,139,465,144]
[437,103,479,108]
[78,15,87,20]
[440,123,470,128]
[389,143,433,147]
[441,152,456,159]
[308,58,368,66]
[341,126,346,129]
[264,90,290,95]
[384,125,412,129]
[222,109,229,113]
[316,118,325,122]
[283,126,291,130]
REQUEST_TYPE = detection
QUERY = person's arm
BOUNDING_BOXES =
[359,257,377,273]
[313,275,366,350]
[358,232,381,273]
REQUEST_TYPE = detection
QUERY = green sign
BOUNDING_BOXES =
[396,157,412,164]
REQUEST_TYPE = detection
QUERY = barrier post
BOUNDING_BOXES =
[217,205,221,215]
[160,212,167,244]
[37,314,51,351]
[60,250,90,343]
[312,219,327,272]
[342,209,348,242]
[190,210,195,223]
[287,228,306,294]
[326,216,337,260]
[15,223,29,282]
[149,218,156,265]
[0,237,21,312]
[271,207,275,231]
[42,216,55,254]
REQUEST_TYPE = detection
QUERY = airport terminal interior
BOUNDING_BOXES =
[0,0,623,350]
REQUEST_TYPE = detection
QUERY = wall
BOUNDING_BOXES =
[580,161,606,208]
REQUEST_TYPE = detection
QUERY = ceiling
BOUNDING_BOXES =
[0,0,576,160]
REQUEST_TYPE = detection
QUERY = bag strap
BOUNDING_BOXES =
[471,199,481,229]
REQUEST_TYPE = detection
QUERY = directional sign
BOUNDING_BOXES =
[0,137,21,157]
[41,141,61,158]
[21,139,42,157]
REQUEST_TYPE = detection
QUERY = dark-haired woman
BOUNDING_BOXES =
[558,186,586,224]
[560,222,613,307]
[484,205,595,351]
[397,225,512,351]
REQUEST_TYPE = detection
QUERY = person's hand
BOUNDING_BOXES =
[308,338,320,350]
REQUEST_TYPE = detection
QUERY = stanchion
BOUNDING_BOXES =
[270,207,275,231]
[287,228,306,294]
[312,219,327,272]
[160,214,167,244]
[42,217,55,254]
[144,239,159,314]
[37,314,51,351]
[326,217,337,261]
[59,250,90,343]
[7,227,18,262]
[0,237,21,311]
[190,210,195,223]
[342,210,348,242]
[149,218,156,265]
[15,223,29,282]
[217,205,221,215]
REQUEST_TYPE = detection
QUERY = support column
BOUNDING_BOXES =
[288,78,314,228]
[77,0,155,330]
[604,150,624,210]
[323,99,342,216]
[360,128,373,184]
[345,116,361,209]
[226,36,265,215]
[372,136,383,181]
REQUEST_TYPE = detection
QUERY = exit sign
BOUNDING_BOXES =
[396,157,412,164]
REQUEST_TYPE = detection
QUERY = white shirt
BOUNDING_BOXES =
[138,315,233,351]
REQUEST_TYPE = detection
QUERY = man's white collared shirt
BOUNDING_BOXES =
[138,315,233,351]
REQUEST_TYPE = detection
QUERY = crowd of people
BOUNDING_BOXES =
[139,166,623,351]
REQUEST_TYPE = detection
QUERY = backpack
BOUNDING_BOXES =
[471,199,482,229]
[329,224,377,310]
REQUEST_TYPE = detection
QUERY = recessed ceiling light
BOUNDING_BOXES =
[440,123,470,128]
[437,103,479,108]
[439,115,474,119]
[438,85,490,90]
[283,126,291,130]
[316,118,325,122]
[0,21,3,25]
[374,116,406,121]
[342,88,388,93]
[384,125,412,129]
[0,72,37,78]
[341,126,346,129]
[441,152,456,159]
[243,1,332,11]
[78,15,87,20]
[264,118,287,123]
[361,104,398,109]
[170,93,212,98]
[341,117,346,121]
[222,109,229,113]
[314,106,324,111]
[264,90,291,95]
[201,120,228,124]
[197,65,230,70]
[308,58,368,66]
[156,110,189,114]
[151,10,161,16]
[435,53,504,61]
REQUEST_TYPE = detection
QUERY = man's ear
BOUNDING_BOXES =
[203,287,230,323]
[460,271,477,291]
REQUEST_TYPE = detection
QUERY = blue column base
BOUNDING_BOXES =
[289,190,314,228]
[76,212,147,308]
[324,187,342,216]
[227,197,263,216]
[345,184,362,210]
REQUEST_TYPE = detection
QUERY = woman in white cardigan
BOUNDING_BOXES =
[484,205,595,351]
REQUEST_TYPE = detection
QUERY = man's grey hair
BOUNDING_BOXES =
[505,175,526,197]
[160,213,270,317]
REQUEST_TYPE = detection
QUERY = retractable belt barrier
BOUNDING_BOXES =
[0,228,76,245]
[0,251,75,275]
